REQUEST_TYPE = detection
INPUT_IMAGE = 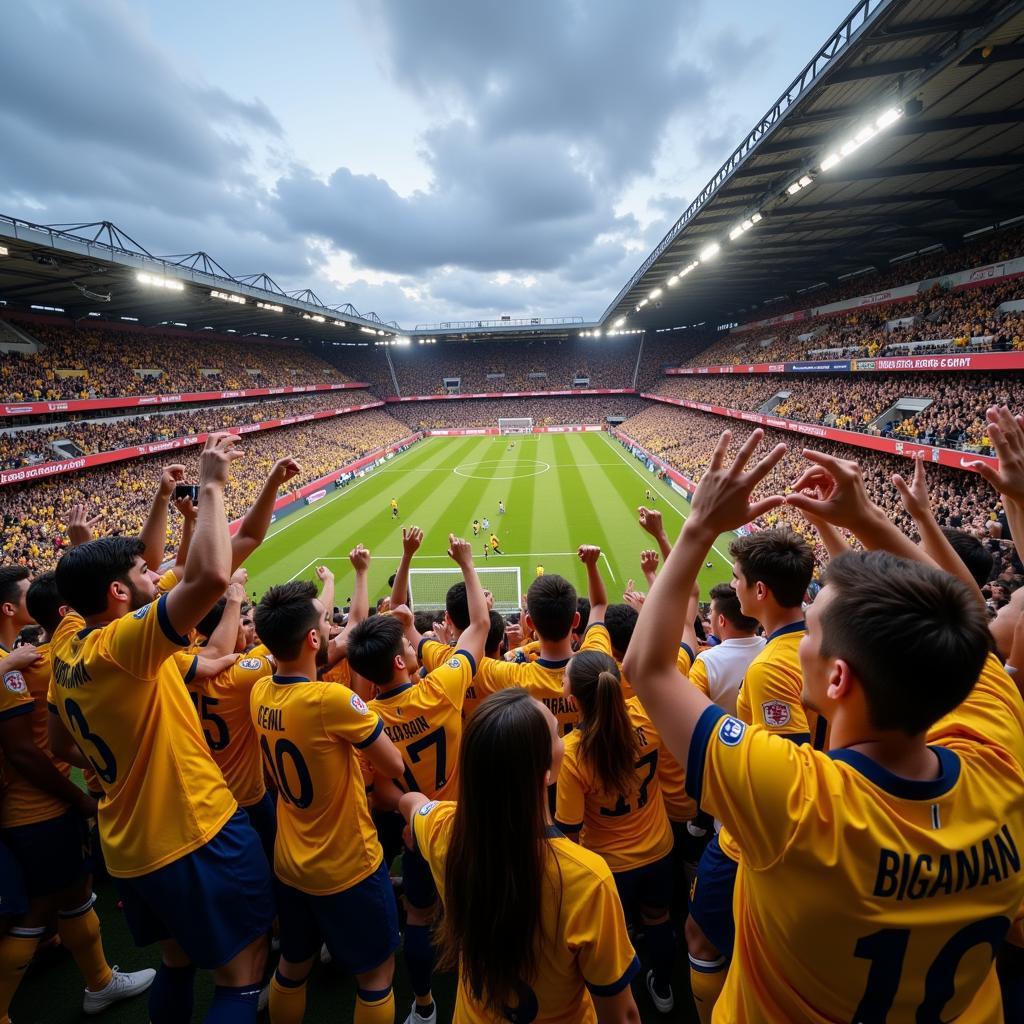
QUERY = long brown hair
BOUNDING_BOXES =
[438,689,555,1015]
[568,650,638,797]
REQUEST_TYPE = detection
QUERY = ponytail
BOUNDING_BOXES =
[569,650,638,797]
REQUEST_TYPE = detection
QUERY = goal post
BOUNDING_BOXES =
[408,566,523,614]
[498,417,533,434]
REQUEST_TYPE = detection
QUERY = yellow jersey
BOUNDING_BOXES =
[0,643,39,809]
[156,568,179,594]
[180,652,273,808]
[413,800,640,1023]
[250,674,384,894]
[686,654,1024,1022]
[47,598,237,878]
[556,696,673,873]
[247,642,272,660]
[0,643,72,828]
[369,650,474,801]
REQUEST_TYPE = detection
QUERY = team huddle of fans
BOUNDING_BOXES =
[2,408,1024,1024]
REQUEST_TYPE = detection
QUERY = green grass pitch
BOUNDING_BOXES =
[13,432,726,1022]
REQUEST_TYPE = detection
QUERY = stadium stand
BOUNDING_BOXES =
[388,395,647,431]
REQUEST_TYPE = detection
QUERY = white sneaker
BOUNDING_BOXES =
[645,969,674,1014]
[319,942,332,964]
[83,965,157,1014]
[404,1003,438,1024]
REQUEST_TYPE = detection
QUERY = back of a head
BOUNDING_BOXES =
[439,690,553,1014]
[820,551,991,735]
[709,582,759,634]
[413,609,439,636]
[26,571,63,638]
[254,580,320,663]
[941,527,993,588]
[604,603,638,657]
[445,582,470,631]
[347,614,405,685]
[730,528,814,609]
[485,610,506,658]
[526,574,577,642]
[0,565,29,615]
[574,597,591,637]
[55,537,146,617]
[195,597,228,640]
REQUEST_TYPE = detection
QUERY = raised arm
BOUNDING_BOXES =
[965,406,1024,557]
[346,545,370,627]
[316,565,336,622]
[172,494,198,571]
[139,464,186,570]
[203,571,247,658]
[638,506,672,561]
[796,508,849,561]
[639,548,659,588]
[231,457,301,570]
[447,534,488,667]
[67,504,103,548]
[578,545,608,625]
[390,527,423,609]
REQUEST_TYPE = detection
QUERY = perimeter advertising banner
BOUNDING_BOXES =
[666,352,1024,376]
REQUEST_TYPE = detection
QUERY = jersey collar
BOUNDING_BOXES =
[828,745,961,800]
[377,681,415,700]
[536,656,571,669]
[272,674,311,685]
[766,620,805,643]
[544,824,564,839]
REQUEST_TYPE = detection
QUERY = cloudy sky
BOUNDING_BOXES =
[0,0,852,328]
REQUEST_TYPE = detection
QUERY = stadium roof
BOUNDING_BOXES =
[601,0,1024,333]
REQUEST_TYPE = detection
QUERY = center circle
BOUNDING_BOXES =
[453,459,551,480]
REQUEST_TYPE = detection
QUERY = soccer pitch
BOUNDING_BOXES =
[243,431,736,606]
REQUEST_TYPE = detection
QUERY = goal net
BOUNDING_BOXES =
[408,566,523,614]
[498,417,533,434]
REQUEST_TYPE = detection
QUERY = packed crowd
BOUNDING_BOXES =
[390,395,648,432]
[0,408,410,572]
[652,372,1024,453]
[0,390,378,469]
[0,319,354,401]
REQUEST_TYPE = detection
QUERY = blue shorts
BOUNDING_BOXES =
[115,809,274,969]
[2,809,90,898]
[242,790,277,867]
[276,859,400,975]
[402,845,438,910]
[0,839,28,918]
[612,852,674,923]
[688,833,738,958]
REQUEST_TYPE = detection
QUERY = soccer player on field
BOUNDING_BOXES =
[0,569,155,1020]
[250,578,404,1024]
[472,519,480,537]
[498,500,505,515]
[400,689,641,1024]
[46,433,274,1024]
[556,650,677,1014]
[348,534,489,1024]
[391,498,399,519]
[489,534,503,555]
[536,564,545,577]
[624,424,1024,1022]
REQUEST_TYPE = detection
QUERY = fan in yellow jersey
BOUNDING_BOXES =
[46,434,275,1023]
[556,650,677,1014]
[349,534,490,1024]
[685,527,816,1021]
[401,689,640,1024]
[250,578,405,1024]
[623,425,1024,1023]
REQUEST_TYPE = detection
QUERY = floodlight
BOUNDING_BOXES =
[667,275,679,287]
[257,301,283,312]
[210,289,245,304]
[302,313,326,323]
[138,272,184,291]
[699,242,720,261]
[649,288,662,299]
[821,152,841,171]
[0,245,8,257]
[751,212,762,223]
[876,106,902,130]
[614,316,626,326]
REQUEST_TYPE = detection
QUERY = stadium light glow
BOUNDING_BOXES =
[31,304,64,312]
[699,242,720,261]
[302,313,326,323]
[257,301,283,313]
[120,316,139,322]
[359,326,377,334]
[394,336,411,345]
[648,287,662,300]
[667,275,679,287]
[614,317,626,327]
[137,272,184,291]
[0,245,8,257]
[637,298,648,308]
[210,289,245,304]
[819,105,903,174]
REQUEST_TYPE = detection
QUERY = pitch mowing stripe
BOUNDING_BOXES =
[509,436,540,583]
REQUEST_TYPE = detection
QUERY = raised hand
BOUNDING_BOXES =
[198,432,244,487]
[892,455,932,522]
[172,494,197,521]
[431,619,454,645]
[577,545,602,567]
[271,458,302,486]
[158,464,187,498]
[963,406,1024,503]
[448,534,473,567]
[403,527,424,556]
[638,506,664,538]
[315,565,335,586]
[390,603,413,630]
[639,548,659,580]
[67,504,102,546]
[785,448,877,530]
[623,580,646,611]
[349,545,371,572]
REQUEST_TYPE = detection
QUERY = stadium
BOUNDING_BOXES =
[2,0,1024,1021]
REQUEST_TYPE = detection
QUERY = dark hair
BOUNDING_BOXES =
[438,690,556,1015]
[195,597,228,639]
[26,571,64,637]
[941,528,994,588]
[526,575,577,641]
[485,610,506,658]
[574,598,591,637]
[414,609,439,635]
[445,582,470,631]
[0,566,30,611]
[709,582,759,632]
[347,615,406,685]
[730,529,814,608]
[820,551,990,735]
[55,537,146,617]
[567,650,638,797]
[603,604,638,657]
[254,581,321,662]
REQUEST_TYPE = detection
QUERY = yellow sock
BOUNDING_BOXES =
[355,985,395,1024]
[58,906,113,992]
[269,971,307,1024]
[0,931,42,1021]
[689,955,728,1024]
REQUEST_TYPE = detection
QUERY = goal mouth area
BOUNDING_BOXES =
[498,417,533,435]
[408,566,523,614]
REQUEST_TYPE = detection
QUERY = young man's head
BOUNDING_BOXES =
[25,571,69,640]
[240,603,257,649]
[730,529,814,618]
[524,574,578,643]
[485,610,507,659]
[55,538,159,619]
[347,615,417,687]
[445,582,470,633]
[0,566,32,634]
[604,604,639,660]
[254,581,330,668]
[708,582,760,638]
[572,597,591,646]
[195,596,247,654]
[940,527,994,588]
[800,551,990,736]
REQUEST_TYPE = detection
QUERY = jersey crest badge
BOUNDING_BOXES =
[718,717,745,746]
[761,700,792,727]
[3,670,27,694]
[418,800,438,816]
[240,658,263,670]
[350,693,368,714]
[447,657,461,670]
[133,604,150,620]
